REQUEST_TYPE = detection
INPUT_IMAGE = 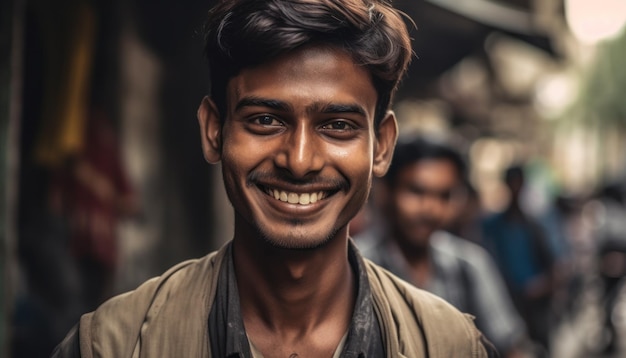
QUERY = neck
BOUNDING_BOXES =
[393,232,430,262]
[505,200,524,218]
[232,224,356,338]
[393,235,432,287]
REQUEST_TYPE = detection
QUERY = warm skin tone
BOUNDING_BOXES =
[385,159,461,287]
[198,44,397,358]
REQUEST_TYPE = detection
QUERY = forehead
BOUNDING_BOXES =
[226,45,377,117]
[397,159,460,187]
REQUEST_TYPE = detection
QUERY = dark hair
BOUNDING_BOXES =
[203,0,412,127]
[385,137,467,185]
[504,165,524,183]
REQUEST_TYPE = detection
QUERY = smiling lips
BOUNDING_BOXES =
[267,189,328,205]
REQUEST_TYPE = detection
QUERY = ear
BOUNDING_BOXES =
[373,111,398,177]
[197,96,222,164]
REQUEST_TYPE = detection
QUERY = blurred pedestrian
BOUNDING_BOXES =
[358,137,527,357]
[589,182,626,353]
[482,165,557,354]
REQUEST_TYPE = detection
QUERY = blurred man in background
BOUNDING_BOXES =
[482,165,557,355]
[358,137,528,357]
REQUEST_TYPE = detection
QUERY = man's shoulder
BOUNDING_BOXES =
[431,231,491,264]
[99,249,220,307]
[364,259,492,357]
[365,257,468,314]
[430,232,507,292]
[52,247,227,358]
[481,211,505,226]
[95,251,217,312]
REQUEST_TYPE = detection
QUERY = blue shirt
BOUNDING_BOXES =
[481,213,545,292]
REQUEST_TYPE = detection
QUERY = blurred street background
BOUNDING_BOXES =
[2,0,626,357]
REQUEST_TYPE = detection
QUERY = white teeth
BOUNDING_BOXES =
[271,189,326,205]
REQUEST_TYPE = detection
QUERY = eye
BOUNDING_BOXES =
[408,186,426,196]
[245,114,285,135]
[320,120,355,131]
[438,191,452,202]
[319,120,360,139]
[254,115,282,126]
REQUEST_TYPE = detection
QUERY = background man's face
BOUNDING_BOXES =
[387,158,462,249]
[218,45,382,249]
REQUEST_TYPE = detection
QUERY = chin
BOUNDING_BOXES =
[257,225,340,251]
[399,232,431,250]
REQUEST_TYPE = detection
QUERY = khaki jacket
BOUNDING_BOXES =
[53,243,489,357]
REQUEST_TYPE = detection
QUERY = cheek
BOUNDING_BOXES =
[395,194,420,217]
[331,136,373,163]
[221,151,246,185]
[341,158,372,213]
[338,148,374,185]
[220,144,256,202]
[220,163,243,203]
[221,134,265,177]
[442,203,458,222]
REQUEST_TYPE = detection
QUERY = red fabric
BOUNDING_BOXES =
[52,112,133,269]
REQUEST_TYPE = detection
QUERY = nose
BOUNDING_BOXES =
[274,124,324,178]
[421,194,447,219]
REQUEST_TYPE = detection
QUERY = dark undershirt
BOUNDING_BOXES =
[208,241,385,358]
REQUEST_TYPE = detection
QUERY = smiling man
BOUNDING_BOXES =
[52,1,494,357]
[357,137,527,357]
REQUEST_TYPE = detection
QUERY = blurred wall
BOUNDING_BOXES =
[2,0,25,355]
[10,0,229,355]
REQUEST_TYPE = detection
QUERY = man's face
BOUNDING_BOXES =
[200,45,396,249]
[387,159,462,249]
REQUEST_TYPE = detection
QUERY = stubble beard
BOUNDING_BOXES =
[254,218,341,251]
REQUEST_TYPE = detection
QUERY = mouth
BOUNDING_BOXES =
[408,220,439,234]
[259,185,335,205]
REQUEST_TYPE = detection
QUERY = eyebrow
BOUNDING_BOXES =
[235,97,292,112]
[315,103,367,117]
[235,96,367,117]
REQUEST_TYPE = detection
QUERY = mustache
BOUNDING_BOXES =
[404,216,440,230]
[247,170,349,190]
